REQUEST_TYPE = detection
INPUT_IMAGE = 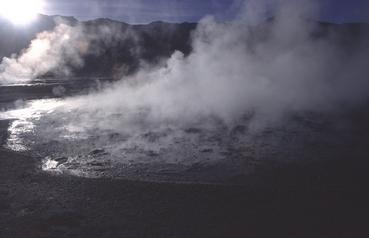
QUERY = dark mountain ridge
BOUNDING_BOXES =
[0,14,368,80]
[0,14,197,80]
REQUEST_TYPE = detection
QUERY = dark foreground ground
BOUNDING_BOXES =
[0,84,368,237]
[0,123,368,238]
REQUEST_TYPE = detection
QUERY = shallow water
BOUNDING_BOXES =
[0,82,352,183]
[0,99,64,151]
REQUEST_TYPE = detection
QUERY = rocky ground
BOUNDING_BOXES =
[0,123,368,237]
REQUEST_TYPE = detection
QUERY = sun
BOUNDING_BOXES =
[0,0,44,25]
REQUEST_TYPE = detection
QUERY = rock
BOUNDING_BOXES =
[184,128,202,134]
[87,162,108,167]
[54,157,68,164]
[16,208,31,217]
[231,125,247,135]
[147,151,159,157]
[89,149,105,155]
[200,148,213,153]
[187,162,206,172]
[109,133,121,139]
[142,131,168,142]
[220,151,232,156]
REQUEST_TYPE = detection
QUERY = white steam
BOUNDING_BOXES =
[0,24,87,83]
[0,18,138,84]
[2,0,369,178]
[53,5,369,130]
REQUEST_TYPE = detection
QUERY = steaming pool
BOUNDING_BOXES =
[0,98,260,183]
[0,82,351,184]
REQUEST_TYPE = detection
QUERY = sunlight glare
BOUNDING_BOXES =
[0,0,44,25]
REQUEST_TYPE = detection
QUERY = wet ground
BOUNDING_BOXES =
[0,128,368,237]
[0,86,358,184]
[0,80,368,237]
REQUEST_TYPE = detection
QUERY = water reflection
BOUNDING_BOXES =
[0,99,64,151]
[0,95,339,183]
[42,156,60,170]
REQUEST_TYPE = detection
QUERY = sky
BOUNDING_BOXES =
[42,0,369,24]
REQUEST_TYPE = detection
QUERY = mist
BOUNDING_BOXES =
[1,1,368,236]
[48,0,369,129]
[0,17,139,84]
[0,23,85,83]
[2,0,369,172]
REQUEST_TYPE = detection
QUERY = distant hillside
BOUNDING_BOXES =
[0,15,58,58]
[0,14,368,80]
[76,19,197,79]
[0,14,197,80]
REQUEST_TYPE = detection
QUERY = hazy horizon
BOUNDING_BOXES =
[18,0,369,24]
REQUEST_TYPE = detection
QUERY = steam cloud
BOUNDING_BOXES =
[2,0,369,173]
[0,23,85,83]
[53,0,369,130]
[0,18,136,84]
